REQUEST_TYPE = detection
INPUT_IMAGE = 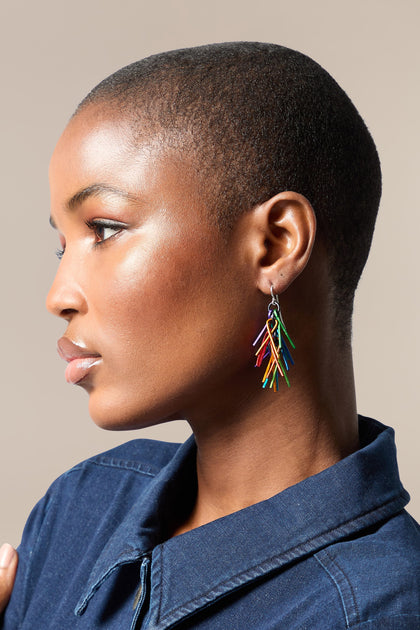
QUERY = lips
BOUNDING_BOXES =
[57,337,101,385]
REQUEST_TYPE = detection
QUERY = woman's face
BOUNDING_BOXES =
[47,107,258,429]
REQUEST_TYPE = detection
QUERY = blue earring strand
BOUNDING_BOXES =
[253,288,295,390]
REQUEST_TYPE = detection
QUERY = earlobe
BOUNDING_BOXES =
[254,191,317,295]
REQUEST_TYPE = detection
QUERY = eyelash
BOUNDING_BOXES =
[85,219,126,245]
[54,219,126,260]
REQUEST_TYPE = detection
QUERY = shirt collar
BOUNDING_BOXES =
[76,416,409,621]
[75,436,197,616]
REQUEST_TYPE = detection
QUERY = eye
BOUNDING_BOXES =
[55,234,66,260]
[85,219,126,245]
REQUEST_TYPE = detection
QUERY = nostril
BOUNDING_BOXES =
[60,308,78,319]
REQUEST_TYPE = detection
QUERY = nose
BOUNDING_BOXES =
[46,257,88,320]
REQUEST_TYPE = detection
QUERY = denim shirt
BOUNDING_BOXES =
[2,416,419,629]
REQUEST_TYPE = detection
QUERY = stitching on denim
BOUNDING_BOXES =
[322,549,360,625]
[314,553,350,628]
[75,558,139,616]
[160,493,407,623]
[88,459,157,477]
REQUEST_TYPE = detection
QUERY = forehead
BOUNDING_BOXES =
[49,107,201,209]
[51,108,151,183]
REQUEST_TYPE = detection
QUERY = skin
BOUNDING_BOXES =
[46,104,359,537]
[0,544,17,614]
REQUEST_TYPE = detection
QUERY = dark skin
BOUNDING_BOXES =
[0,103,359,606]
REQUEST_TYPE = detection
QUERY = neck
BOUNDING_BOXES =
[173,327,359,536]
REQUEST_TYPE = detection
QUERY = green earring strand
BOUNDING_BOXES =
[252,289,295,390]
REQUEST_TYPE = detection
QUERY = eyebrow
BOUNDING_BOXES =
[49,183,141,229]
[66,183,140,210]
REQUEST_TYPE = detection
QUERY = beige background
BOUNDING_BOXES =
[1,0,419,547]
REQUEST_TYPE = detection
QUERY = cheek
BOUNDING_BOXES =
[89,231,224,362]
[83,220,258,431]
[105,248,162,332]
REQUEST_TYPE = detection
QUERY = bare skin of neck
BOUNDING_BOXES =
[172,254,359,537]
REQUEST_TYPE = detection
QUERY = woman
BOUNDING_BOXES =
[1,42,419,628]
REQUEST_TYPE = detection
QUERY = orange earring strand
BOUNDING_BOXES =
[253,288,295,390]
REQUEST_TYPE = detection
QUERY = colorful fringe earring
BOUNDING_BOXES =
[253,288,295,390]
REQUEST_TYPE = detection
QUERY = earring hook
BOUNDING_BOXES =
[269,286,280,310]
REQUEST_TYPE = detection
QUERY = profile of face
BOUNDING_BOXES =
[47,106,262,430]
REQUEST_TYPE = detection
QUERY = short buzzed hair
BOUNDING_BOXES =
[76,42,382,337]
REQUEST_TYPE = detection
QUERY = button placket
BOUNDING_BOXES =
[130,555,151,630]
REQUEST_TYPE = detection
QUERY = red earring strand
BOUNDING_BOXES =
[253,288,295,390]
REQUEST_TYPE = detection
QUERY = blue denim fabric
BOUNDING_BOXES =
[2,416,419,629]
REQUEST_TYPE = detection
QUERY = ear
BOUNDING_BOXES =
[250,191,316,296]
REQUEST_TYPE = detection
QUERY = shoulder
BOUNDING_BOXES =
[69,437,182,475]
[18,437,183,567]
[19,436,183,541]
[48,437,180,489]
[15,437,180,529]
[32,437,182,517]
[314,510,420,628]
[3,438,184,626]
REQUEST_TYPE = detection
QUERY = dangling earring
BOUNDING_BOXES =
[253,287,295,390]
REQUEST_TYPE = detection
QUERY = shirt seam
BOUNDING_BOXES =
[86,459,157,477]
[314,553,352,628]
[322,548,360,625]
